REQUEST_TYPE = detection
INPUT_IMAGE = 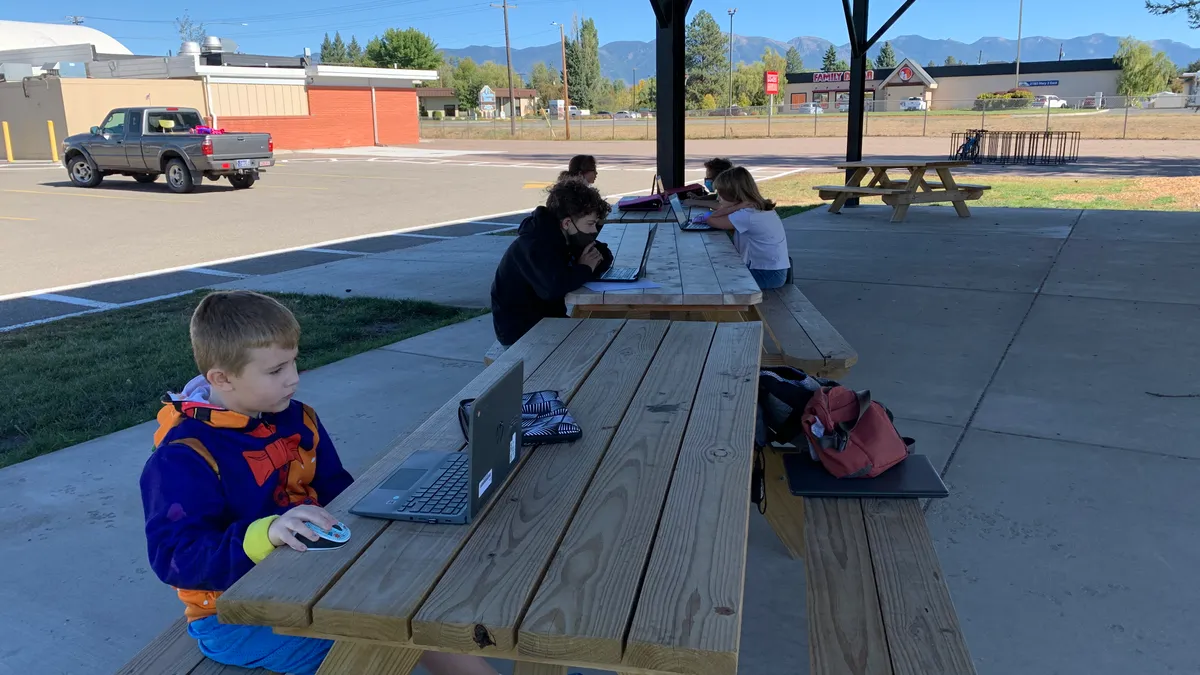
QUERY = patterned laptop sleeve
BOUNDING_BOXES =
[458,390,581,445]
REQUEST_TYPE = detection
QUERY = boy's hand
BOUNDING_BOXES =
[267,505,339,552]
[579,243,604,271]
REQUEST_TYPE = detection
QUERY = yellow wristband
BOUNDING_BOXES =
[243,515,280,564]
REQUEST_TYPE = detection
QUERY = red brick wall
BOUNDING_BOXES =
[218,87,419,150]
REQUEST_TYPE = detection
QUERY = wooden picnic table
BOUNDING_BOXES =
[815,158,991,223]
[217,317,763,675]
[566,221,762,321]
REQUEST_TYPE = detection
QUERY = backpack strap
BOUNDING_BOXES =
[820,389,873,452]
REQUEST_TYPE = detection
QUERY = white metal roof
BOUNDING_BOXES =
[0,20,131,56]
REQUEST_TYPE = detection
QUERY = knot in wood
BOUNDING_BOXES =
[473,624,496,648]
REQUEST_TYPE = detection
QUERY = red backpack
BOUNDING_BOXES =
[801,387,913,478]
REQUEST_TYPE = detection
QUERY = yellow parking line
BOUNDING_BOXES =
[523,181,552,189]
[0,215,35,221]
[3,189,200,203]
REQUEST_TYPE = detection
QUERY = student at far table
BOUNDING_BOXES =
[697,166,791,290]
[491,177,615,348]
[556,154,599,184]
[683,157,734,206]
[140,290,499,675]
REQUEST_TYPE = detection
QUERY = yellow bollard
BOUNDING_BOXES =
[2,121,12,163]
[47,120,59,162]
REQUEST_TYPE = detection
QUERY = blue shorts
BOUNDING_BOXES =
[188,615,333,675]
[750,268,789,290]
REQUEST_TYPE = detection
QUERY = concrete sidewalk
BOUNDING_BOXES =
[2,204,1198,674]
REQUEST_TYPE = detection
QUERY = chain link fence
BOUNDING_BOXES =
[419,94,1200,142]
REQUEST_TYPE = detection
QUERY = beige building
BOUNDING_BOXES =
[416,87,539,117]
[784,57,1122,111]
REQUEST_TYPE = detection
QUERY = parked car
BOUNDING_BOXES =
[708,105,750,116]
[836,100,875,113]
[1032,94,1068,108]
[900,97,928,111]
[61,107,272,193]
[795,103,824,115]
[613,110,637,119]
[637,107,655,118]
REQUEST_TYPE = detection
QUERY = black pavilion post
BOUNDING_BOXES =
[652,0,690,189]
[844,0,870,206]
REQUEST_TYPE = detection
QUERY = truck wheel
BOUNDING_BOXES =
[67,155,102,188]
[133,174,158,184]
[228,174,256,190]
[164,159,195,193]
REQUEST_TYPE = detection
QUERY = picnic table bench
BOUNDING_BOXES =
[115,616,273,674]
[753,284,857,379]
[815,159,991,223]
[212,317,762,675]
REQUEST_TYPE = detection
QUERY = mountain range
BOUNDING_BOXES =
[441,33,1200,83]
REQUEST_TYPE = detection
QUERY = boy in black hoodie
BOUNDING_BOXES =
[491,177,614,346]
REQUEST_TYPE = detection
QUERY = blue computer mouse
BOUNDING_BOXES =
[303,521,351,549]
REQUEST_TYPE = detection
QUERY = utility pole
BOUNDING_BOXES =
[552,21,571,140]
[632,66,638,108]
[1014,0,1024,89]
[65,15,85,25]
[492,0,518,135]
[725,8,737,138]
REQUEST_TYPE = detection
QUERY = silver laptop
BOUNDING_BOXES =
[598,224,657,282]
[673,193,713,231]
[350,360,524,524]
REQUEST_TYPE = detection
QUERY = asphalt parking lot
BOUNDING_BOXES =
[0,145,801,330]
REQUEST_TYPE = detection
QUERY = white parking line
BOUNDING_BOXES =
[305,247,366,255]
[32,293,117,309]
[2,290,196,333]
[188,268,250,278]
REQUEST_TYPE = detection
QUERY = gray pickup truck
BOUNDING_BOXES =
[61,107,273,193]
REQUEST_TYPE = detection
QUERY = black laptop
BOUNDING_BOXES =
[783,453,949,499]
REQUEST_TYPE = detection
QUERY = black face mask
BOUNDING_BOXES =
[566,220,597,256]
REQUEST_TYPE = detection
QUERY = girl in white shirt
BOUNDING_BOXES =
[702,166,791,289]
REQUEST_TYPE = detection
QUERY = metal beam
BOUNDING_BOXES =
[864,0,917,52]
[844,0,870,206]
[654,0,689,188]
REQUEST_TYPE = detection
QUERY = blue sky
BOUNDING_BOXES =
[12,0,1199,56]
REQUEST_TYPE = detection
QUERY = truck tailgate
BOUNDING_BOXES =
[209,133,271,160]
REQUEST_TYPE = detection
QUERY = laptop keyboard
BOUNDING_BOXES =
[601,266,638,281]
[402,453,469,515]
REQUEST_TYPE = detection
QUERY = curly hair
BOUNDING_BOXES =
[546,177,612,221]
[703,157,734,178]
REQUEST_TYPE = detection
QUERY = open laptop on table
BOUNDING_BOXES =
[351,360,524,524]
[597,224,657,282]
[673,193,713,231]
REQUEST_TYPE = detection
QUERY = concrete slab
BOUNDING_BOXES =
[217,257,496,308]
[323,234,434,254]
[0,347,482,675]
[1071,209,1200,244]
[1042,238,1200,305]
[797,280,1033,426]
[787,229,1063,293]
[209,250,360,276]
[63,270,219,305]
[381,314,496,363]
[376,233,511,265]
[421,221,508,237]
[0,296,79,328]
[974,294,1200,458]
[893,417,964,475]
[785,204,1078,239]
[928,430,1200,675]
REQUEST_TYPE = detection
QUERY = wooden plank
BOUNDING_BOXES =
[774,286,858,372]
[761,448,805,560]
[674,227,724,305]
[216,318,601,629]
[307,319,626,642]
[114,617,205,675]
[409,321,676,655]
[636,222,685,306]
[701,233,762,307]
[314,643,422,675]
[188,660,272,674]
[513,664,567,675]
[803,499,893,675]
[518,323,719,665]
[882,189,985,207]
[815,186,906,195]
[827,167,870,214]
[754,291,825,371]
[863,499,977,675]
[623,322,763,675]
[835,160,968,169]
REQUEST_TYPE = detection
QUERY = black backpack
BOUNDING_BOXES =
[751,366,840,511]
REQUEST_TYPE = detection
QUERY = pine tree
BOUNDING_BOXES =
[833,59,849,72]
[319,33,334,64]
[785,45,804,73]
[944,55,962,66]
[821,45,839,72]
[684,10,729,108]
[876,41,897,69]
[326,32,349,64]
[927,60,937,68]
[566,17,602,110]
[347,36,362,64]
